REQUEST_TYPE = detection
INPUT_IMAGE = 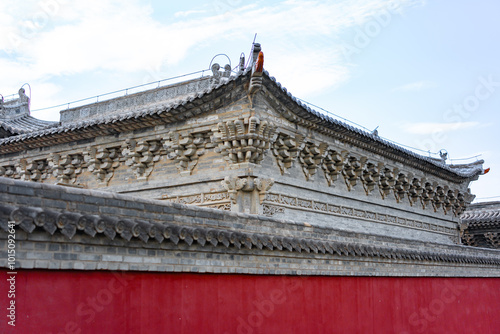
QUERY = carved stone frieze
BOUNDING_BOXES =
[394,173,410,203]
[298,142,328,181]
[263,204,285,217]
[213,116,276,166]
[360,162,381,195]
[0,164,18,179]
[84,146,121,185]
[485,232,500,248]
[264,192,457,237]
[18,158,50,182]
[255,177,274,204]
[221,176,248,203]
[321,149,344,186]
[48,153,85,184]
[378,167,396,199]
[272,133,305,174]
[408,178,423,207]
[164,132,209,175]
[122,139,163,180]
[342,155,365,191]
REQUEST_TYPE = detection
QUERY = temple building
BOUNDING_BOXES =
[1,44,499,333]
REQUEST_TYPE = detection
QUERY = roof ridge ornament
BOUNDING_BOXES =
[249,44,264,94]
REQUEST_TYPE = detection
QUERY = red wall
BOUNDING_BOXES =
[1,269,499,334]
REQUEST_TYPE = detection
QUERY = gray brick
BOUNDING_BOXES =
[35,260,49,268]
[73,262,85,270]
[84,196,107,206]
[125,201,145,210]
[42,198,67,209]
[76,203,99,213]
[143,257,161,264]
[84,262,97,270]
[78,254,101,261]
[37,189,61,200]
[9,186,35,196]
[61,192,85,202]
[19,259,34,269]
[102,254,123,262]
[123,256,143,263]
[99,206,121,215]
[9,195,43,207]
[54,253,77,260]
[48,261,61,269]
[118,263,129,270]
[27,252,52,260]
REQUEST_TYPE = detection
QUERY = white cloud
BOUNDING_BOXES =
[391,80,437,92]
[403,121,481,135]
[174,9,206,18]
[0,0,424,113]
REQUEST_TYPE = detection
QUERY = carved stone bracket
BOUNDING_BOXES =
[272,133,305,175]
[164,132,208,175]
[84,146,121,185]
[48,153,85,184]
[299,142,328,181]
[485,232,500,248]
[214,116,277,166]
[342,155,365,191]
[221,176,248,203]
[18,158,49,182]
[360,162,381,195]
[255,177,274,204]
[322,149,344,186]
[394,173,410,203]
[122,139,162,181]
[408,177,424,207]
[378,167,396,199]
[0,165,17,179]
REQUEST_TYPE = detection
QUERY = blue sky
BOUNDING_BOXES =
[1,0,499,202]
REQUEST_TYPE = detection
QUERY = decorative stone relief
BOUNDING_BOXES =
[255,177,274,204]
[272,133,305,175]
[443,189,457,215]
[432,186,446,212]
[299,142,328,181]
[263,204,285,217]
[485,232,500,248]
[122,139,162,180]
[421,182,435,210]
[461,231,476,246]
[378,167,396,199]
[360,162,381,195]
[342,155,365,191]
[0,165,18,179]
[221,176,248,203]
[17,158,49,182]
[48,153,85,184]
[321,149,345,186]
[264,192,457,236]
[164,132,208,175]
[84,146,121,185]
[408,178,423,207]
[213,116,277,166]
[394,173,410,203]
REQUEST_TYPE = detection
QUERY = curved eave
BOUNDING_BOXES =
[0,73,249,155]
[261,71,482,182]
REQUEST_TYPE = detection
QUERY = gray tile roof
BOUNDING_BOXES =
[462,201,500,224]
[0,69,484,180]
[0,114,59,135]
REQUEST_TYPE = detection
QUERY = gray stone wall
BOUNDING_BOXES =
[1,177,499,277]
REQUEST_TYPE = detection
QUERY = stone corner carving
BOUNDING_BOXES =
[213,116,277,166]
